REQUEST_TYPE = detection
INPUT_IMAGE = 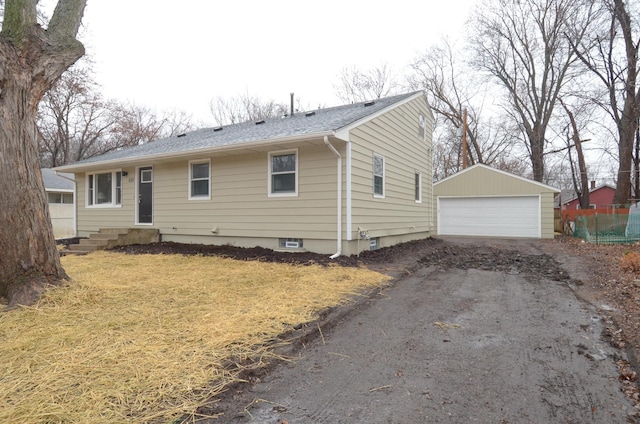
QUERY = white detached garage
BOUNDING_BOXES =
[434,164,559,239]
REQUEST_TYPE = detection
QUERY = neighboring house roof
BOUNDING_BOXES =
[41,168,74,192]
[55,91,428,172]
[557,184,616,206]
[554,188,576,208]
[434,163,560,192]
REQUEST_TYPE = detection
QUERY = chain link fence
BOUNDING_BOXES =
[558,208,640,244]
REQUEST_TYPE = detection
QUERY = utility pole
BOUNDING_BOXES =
[462,108,468,169]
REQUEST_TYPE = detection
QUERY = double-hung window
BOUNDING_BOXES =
[269,150,297,196]
[189,160,211,200]
[87,171,122,207]
[373,154,385,198]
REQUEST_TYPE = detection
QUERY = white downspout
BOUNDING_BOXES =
[324,135,342,259]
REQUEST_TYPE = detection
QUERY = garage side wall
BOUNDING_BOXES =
[433,166,558,239]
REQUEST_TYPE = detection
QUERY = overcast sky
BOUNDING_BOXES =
[74,1,476,125]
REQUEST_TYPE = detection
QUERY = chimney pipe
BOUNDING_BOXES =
[590,180,596,190]
[290,92,294,117]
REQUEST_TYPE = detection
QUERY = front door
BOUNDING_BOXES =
[138,167,153,224]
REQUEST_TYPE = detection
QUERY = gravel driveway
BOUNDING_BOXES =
[213,238,639,423]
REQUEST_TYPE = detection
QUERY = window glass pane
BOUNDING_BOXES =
[192,163,209,179]
[272,154,296,173]
[88,174,94,205]
[191,180,209,197]
[116,172,122,205]
[273,173,296,192]
[62,193,74,204]
[48,193,61,203]
[374,176,383,195]
[415,173,421,201]
[374,156,384,176]
[96,173,112,204]
[141,170,152,183]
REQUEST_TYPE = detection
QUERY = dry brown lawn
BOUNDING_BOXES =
[0,252,390,423]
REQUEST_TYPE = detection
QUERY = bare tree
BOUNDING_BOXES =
[469,0,594,182]
[108,103,193,150]
[334,63,400,104]
[408,40,518,177]
[571,0,639,206]
[209,93,289,126]
[38,64,194,167]
[558,97,590,208]
[37,64,114,166]
[0,0,86,306]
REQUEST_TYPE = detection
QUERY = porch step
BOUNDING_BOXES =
[62,228,159,255]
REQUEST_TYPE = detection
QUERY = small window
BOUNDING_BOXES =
[48,193,61,203]
[373,154,385,198]
[87,171,122,207]
[418,114,426,140]
[415,172,422,203]
[49,193,74,204]
[279,238,303,249]
[141,169,152,183]
[269,150,297,196]
[189,160,211,200]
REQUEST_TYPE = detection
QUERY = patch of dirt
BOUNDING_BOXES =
[117,236,640,418]
[113,238,445,269]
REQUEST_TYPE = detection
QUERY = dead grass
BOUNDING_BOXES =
[0,252,390,423]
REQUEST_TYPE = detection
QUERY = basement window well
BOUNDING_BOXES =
[279,238,303,249]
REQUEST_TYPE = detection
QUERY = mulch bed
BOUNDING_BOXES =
[112,238,445,268]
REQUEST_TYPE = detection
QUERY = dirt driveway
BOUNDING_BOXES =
[210,237,639,423]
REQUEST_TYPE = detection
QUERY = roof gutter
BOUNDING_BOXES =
[324,135,342,259]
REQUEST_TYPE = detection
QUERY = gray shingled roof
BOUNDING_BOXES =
[58,91,421,169]
[41,168,74,191]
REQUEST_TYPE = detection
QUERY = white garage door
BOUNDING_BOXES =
[438,196,540,238]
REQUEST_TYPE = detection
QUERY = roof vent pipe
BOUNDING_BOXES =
[290,92,294,117]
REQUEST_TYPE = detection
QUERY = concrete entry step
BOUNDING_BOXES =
[60,228,159,255]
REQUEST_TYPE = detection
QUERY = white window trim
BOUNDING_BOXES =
[415,171,422,203]
[373,153,385,199]
[86,169,123,208]
[268,149,298,197]
[188,159,211,200]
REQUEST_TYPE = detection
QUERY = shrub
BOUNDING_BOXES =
[620,252,640,273]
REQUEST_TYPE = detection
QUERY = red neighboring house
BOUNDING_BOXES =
[562,184,616,210]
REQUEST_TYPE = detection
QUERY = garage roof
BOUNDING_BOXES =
[434,164,559,195]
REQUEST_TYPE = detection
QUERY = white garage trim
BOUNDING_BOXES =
[438,195,541,238]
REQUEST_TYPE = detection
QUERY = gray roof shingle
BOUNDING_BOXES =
[41,168,74,191]
[58,91,422,168]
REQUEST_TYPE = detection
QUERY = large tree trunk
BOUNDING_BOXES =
[0,0,86,306]
[0,78,67,305]
[611,0,639,207]
[613,121,635,206]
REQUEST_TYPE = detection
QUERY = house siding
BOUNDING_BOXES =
[76,143,343,252]
[433,166,558,239]
[348,95,433,250]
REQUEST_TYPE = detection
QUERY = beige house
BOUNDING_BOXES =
[42,168,75,239]
[55,92,434,256]
[433,164,559,239]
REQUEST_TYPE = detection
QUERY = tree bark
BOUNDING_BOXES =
[611,0,638,206]
[0,0,86,306]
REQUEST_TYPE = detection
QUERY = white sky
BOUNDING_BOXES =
[76,1,477,125]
